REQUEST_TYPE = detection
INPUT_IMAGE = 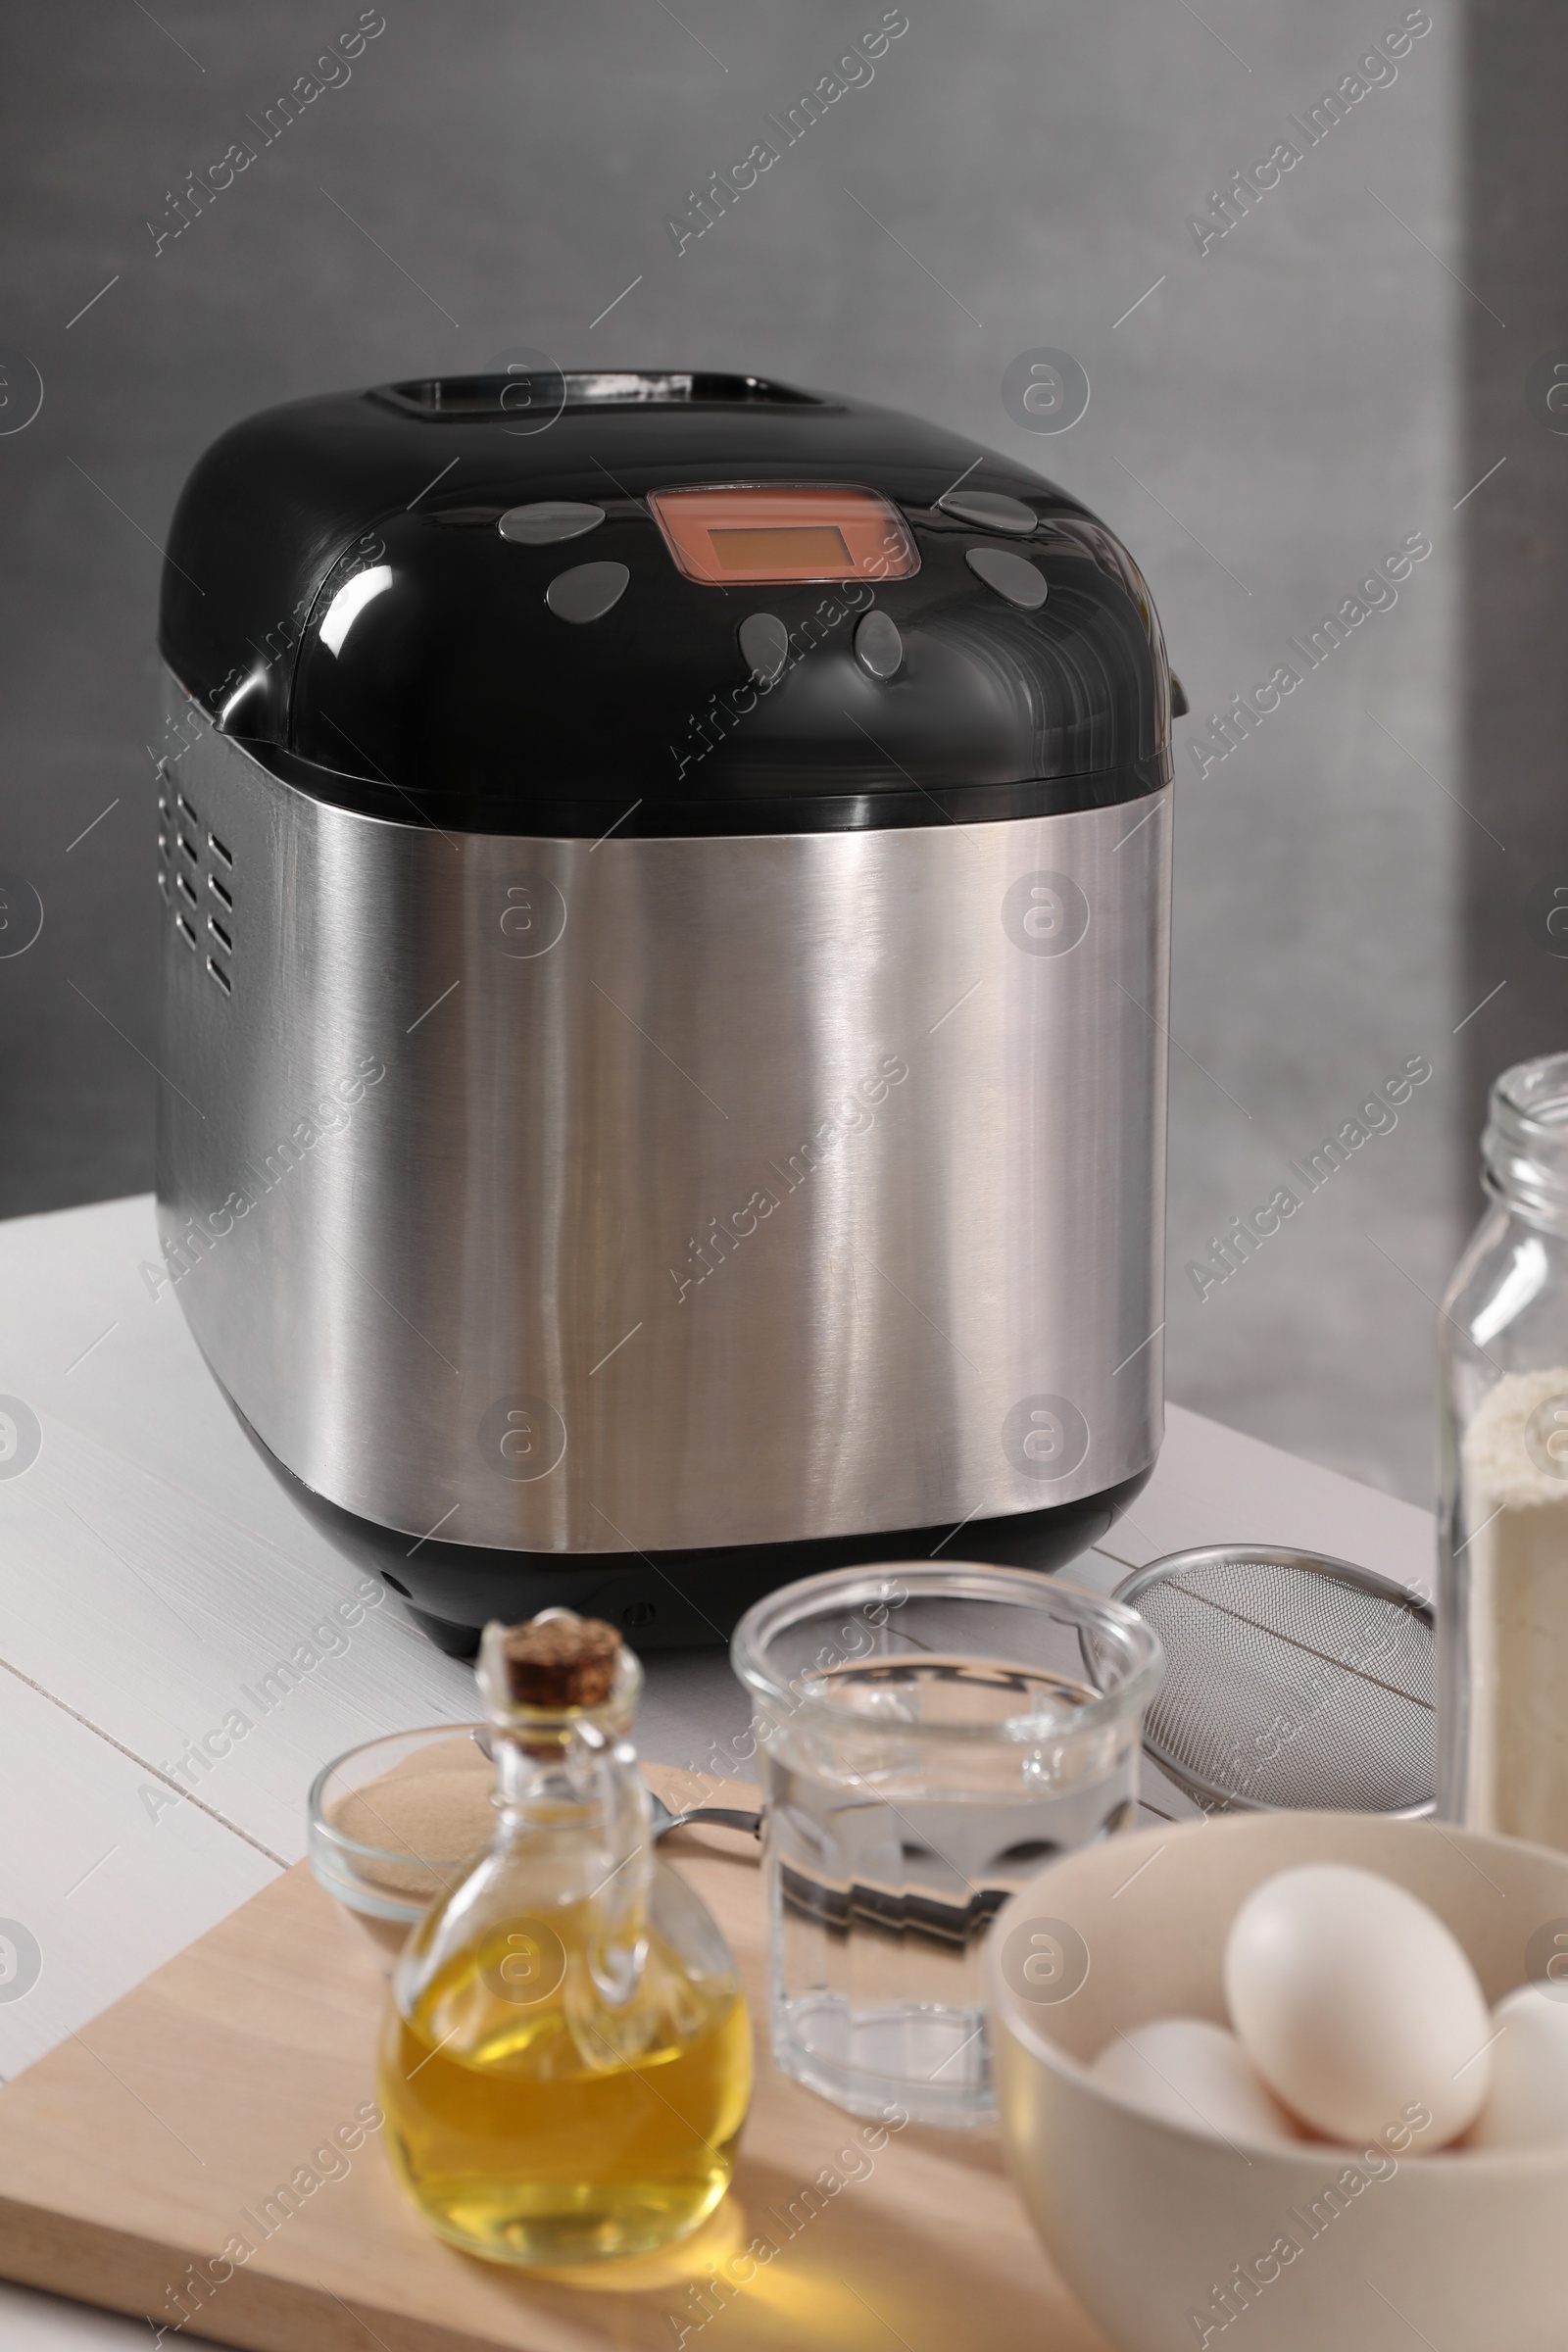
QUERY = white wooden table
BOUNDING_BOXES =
[0,1195,1436,2349]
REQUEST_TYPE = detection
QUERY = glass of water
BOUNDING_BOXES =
[730,1563,1163,2129]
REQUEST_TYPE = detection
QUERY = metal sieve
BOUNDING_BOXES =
[1112,1545,1434,1816]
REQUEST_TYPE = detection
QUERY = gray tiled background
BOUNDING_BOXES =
[0,2,1561,1511]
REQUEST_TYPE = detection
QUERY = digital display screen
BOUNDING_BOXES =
[648,484,919,585]
[709,525,853,572]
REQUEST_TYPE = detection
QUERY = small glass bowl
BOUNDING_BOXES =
[307,1723,497,1966]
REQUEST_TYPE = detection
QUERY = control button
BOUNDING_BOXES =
[939,490,1037,535]
[854,611,904,679]
[739,612,790,684]
[1170,672,1190,718]
[545,561,630,623]
[965,547,1048,610]
[499,502,605,546]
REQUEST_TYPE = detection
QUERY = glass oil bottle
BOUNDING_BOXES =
[379,1610,753,2266]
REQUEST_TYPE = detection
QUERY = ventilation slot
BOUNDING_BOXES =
[166,810,236,998]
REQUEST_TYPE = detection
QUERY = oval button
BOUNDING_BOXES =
[854,611,904,679]
[739,612,790,684]
[939,490,1037,535]
[545,561,630,624]
[965,547,1048,609]
[499,502,605,546]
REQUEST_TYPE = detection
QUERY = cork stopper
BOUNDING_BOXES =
[487,1610,623,1710]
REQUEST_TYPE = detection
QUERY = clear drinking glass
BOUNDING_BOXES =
[730,1562,1164,2129]
[1439,1054,1568,1850]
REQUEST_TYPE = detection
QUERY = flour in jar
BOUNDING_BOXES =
[1460,1368,1568,1847]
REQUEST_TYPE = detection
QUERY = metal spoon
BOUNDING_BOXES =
[647,1789,761,1841]
[470,1727,760,1840]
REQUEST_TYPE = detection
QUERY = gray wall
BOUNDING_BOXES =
[0,2,1556,1508]
[1460,2,1568,1152]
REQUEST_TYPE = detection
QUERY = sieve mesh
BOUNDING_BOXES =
[1117,1551,1434,1814]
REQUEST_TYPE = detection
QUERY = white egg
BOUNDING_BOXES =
[1224,1864,1492,2151]
[1091,2016,1301,2146]
[1470,1984,1568,2149]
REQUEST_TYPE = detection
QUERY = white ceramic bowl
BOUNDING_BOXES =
[985,1811,1568,2352]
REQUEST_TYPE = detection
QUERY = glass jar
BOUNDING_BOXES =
[1439,1054,1568,1848]
[379,1613,752,2266]
[731,1562,1163,2129]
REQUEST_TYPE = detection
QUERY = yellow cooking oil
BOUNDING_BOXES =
[379,1609,753,2265]
[381,1909,751,2264]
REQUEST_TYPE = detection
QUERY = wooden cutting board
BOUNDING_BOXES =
[0,1769,1111,2352]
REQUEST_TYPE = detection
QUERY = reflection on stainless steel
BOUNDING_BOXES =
[157,692,1168,1560]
